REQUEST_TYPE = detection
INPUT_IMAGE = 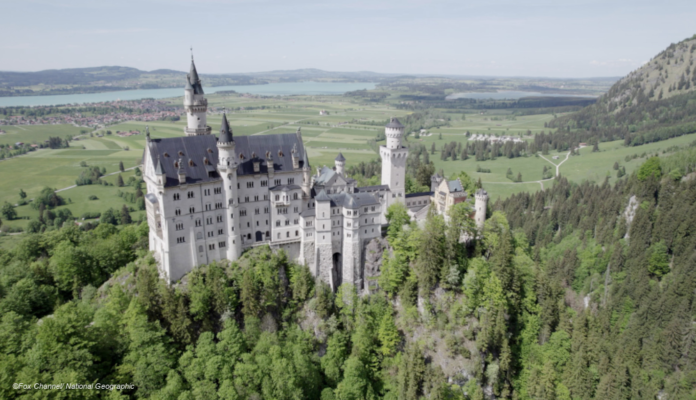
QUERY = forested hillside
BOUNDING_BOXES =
[544,34,696,150]
[1,146,696,399]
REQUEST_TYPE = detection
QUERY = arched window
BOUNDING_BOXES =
[198,245,203,253]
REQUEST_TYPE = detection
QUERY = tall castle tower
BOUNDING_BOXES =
[380,118,408,205]
[475,189,489,230]
[217,113,242,260]
[335,153,345,176]
[184,56,212,136]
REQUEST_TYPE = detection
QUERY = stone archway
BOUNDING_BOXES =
[332,252,342,290]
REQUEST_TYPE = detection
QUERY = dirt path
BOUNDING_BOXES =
[538,151,571,176]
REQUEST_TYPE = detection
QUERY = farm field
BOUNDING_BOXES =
[2,92,696,232]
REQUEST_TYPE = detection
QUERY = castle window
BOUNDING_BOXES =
[240,209,247,216]
[254,195,259,201]
[295,230,298,236]
[293,193,298,200]
[178,151,184,157]
[218,229,223,235]
[288,178,294,184]
[206,217,212,225]
[175,209,181,216]
[255,208,260,215]
[237,183,240,189]
[173,193,180,200]
[247,182,254,188]
[198,245,203,253]
[239,153,245,160]
[217,215,222,223]
[293,219,298,225]
[195,219,201,227]
[371,206,375,211]
[214,187,222,194]
[364,207,368,212]
[247,233,251,240]
[276,220,281,227]
[197,232,203,240]
[275,195,280,201]
[266,231,270,237]
[274,179,281,186]
[285,220,290,226]
[208,243,215,250]
[244,197,249,202]
[261,180,268,187]
[174,161,179,169]
[207,148,213,153]
[294,207,298,213]
[177,237,185,243]
[286,232,289,238]
[264,207,269,213]
[189,207,195,213]
[277,233,281,239]
[219,241,226,248]
[207,231,214,237]
[188,191,194,198]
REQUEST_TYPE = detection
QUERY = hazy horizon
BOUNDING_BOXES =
[2,0,695,78]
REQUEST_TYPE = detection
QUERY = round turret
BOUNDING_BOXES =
[335,152,346,175]
[474,189,488,230]
[385,118,404,149]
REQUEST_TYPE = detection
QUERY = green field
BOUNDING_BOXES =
[2,92,695,233]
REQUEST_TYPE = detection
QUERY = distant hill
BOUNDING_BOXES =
[548,34,696,147]
[601,34,696,108]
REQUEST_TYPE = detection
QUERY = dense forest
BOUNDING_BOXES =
[1,147,696,399]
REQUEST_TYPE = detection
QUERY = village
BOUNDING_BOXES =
[0,99,180,129]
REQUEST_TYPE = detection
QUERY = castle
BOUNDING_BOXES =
[142,57,488,290]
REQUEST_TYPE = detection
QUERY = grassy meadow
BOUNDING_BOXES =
[2,92,695,233]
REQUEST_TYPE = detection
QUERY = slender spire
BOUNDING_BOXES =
[219,113,233,143]
[155,157,164,175]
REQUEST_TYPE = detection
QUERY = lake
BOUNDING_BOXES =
[445,91,597,100]
[0,81,377,107]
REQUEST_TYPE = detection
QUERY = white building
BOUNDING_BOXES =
[142,56,487,290]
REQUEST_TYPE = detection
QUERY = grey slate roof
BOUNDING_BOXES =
[315,190,331,202]
[355,184,389,193]
[187,59,204,95]
[146,135,220,187]
[269,184,302,192]
[326,192,380,209]
[335,152,345,162]
[219,114,233,143]
[405,191,433,198]
[385,117,404,128]
[300,208,316,217]
[476,188,488,197]
[234,133,307,176]
[448,179,463,193]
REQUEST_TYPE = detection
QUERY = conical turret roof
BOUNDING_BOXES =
[219,113,233,143]
[155,157,164,175]
[189,59,200,84]
[385,117,404,128]
[315,189,331,202]
[335,152,345,162]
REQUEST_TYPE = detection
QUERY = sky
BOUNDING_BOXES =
[1,0,695,78]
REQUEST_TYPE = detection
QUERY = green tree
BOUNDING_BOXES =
[117,174,124,187]
[120,205,132,225]
[18,189,26,199]
[648,241,670,278]
[1,202,16,220]
[637,156,662,181]
[119,161,125,172]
